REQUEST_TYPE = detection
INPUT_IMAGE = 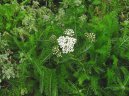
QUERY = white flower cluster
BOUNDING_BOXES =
[57,29,77,54]
[64,29,74,36]
[2,63,16,79]
[85,32,96,42]
[52,46,62,57]
[0,50,19,81]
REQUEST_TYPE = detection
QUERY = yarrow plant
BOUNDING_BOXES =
[0,0,129,96]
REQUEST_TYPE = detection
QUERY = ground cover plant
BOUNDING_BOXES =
[0,0,129,96]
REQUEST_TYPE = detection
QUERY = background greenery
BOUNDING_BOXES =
[0,0,129,96]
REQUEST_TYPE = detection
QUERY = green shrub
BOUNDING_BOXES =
[0,0,129,96]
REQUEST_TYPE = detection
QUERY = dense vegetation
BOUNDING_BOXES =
[0,0,129,96]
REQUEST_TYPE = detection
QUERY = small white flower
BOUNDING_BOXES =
[57,36,77,54]
[64,29,75,36]
[2,64,15,79]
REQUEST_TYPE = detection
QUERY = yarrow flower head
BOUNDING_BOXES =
[52,46,62,57]
[53,29,77,55]
[64,29,75,36]
[2,63,16,79]
[57,29,77,54]
[85,32,96,42]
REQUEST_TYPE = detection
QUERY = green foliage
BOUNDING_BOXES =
[0,0,129,96]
